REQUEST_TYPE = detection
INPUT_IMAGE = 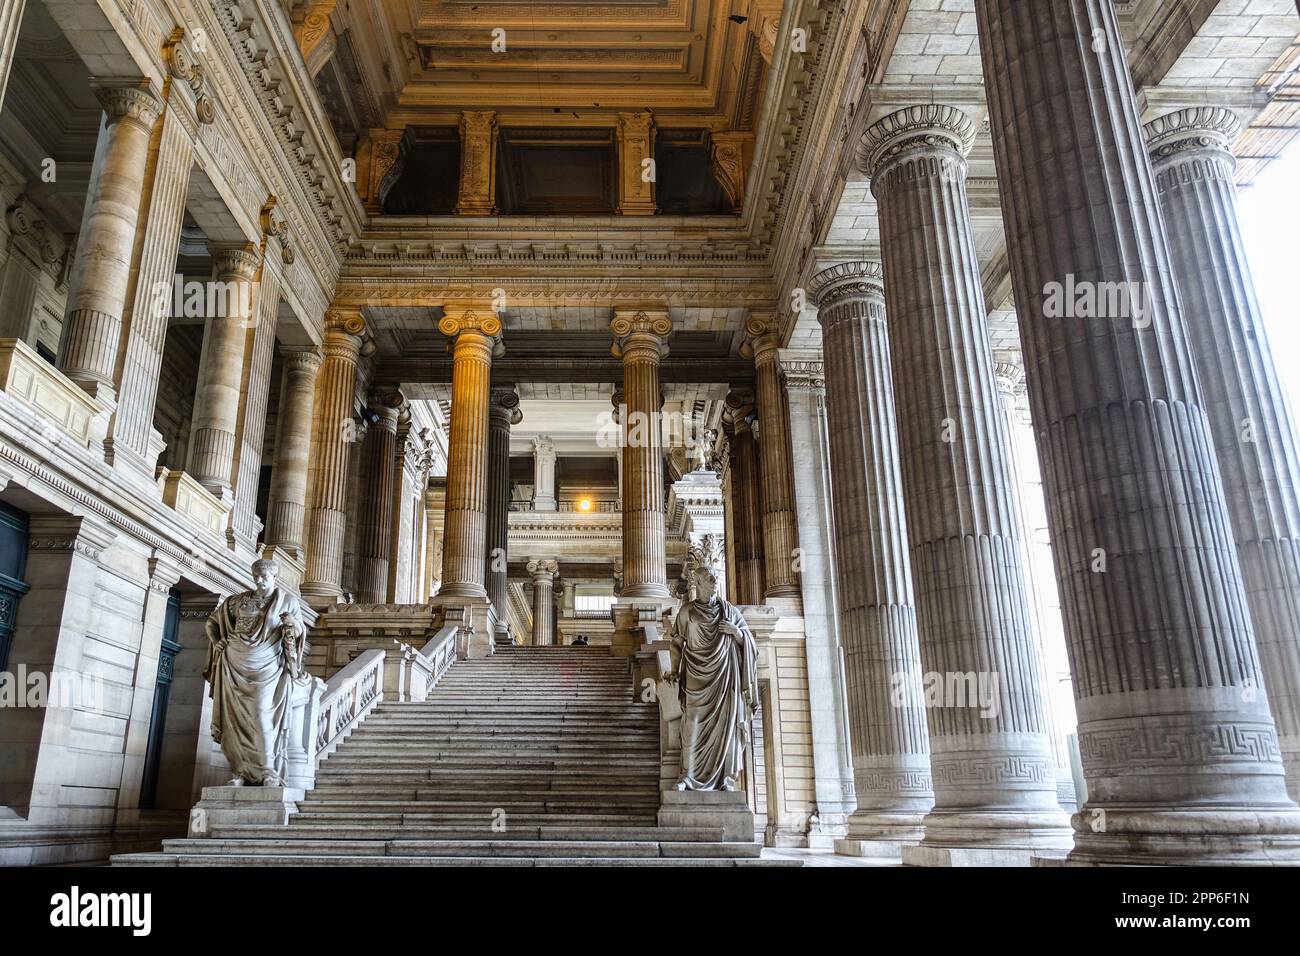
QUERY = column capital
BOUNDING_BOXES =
[610,309,672,357]
[439,306,502,343]
[210,242,261,282]
[366,388,405,430]
[1144,107,1241,163]
[532,434,555,457]
[489,386,523,426]
[280,346,323,374]
[91,78,162,130]
[325,307,366,338]
[777,349,825,392]
[808,260,886,311]
[527,558,559,581]
[741,312,783,363]
[859,104,976,180]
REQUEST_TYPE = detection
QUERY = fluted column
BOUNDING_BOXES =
[809,261,934,850]
[975,0,1300,864]
[528,559,558,646]
[611,310,672,599]
[1146,107,1300,803]
[228,260,281,553]
[105,94,193,476]
[862,105,1069,857]
[439,309,501,599]
[0,0,24,115]
[745,315,801,600]
[356,391,402,604]
[59,81,161,401]
[724,391,765,605]
[186,244,261,500]
[301,310,365,607]
[266,348,324,554]
[487,388,522,640]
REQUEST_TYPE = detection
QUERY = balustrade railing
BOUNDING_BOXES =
[315,648,384,762]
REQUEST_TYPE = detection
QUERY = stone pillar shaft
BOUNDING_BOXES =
[862,105,1068,853]
[0,0,24,115]
[613,311,672,598]
[187,244,260,498]
[106,95,193,474]
[228,263,281,551]
[725,402,765,605]
[528,559,558,646]
[487,389,520,637]
[302,313,364,605]
[975,0,1299,863]
[748,319,800,599]
[1147,107,1300,802]
[810,262,934,846]
[59,81,161,400]
[532,435,556,511]
[266,348,324,552]
[356,396,401,604]
[439,311,501,599]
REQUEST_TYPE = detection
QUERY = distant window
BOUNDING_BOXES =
[575,594,615,614]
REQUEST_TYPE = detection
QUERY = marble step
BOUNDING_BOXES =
[113,853,795,868]
[317,759,658,773]
[152,837,762,859]
[232,824,729,842]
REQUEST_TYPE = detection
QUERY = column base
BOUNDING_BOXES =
[1064,806,1300,866]
[610,596,677,657]
[658,789,755,843]
[917,807,1074,854]
[835,810,927,857]
[300,582,344,611]
[188,785,305,836]
[904,844,1066,867]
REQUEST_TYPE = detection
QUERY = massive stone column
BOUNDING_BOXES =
[227,258,281,553]
[438,309,501,600]
[59,80,161,401]
[186,244,261,500]
[745,315,801,600]
[265,347,324,555]
[532,435,557,511]
[611,310,672,599]
[528,559,558,646]
[301,310,365,607]
[975,0,1300,864]
[424,482,446,599]
[861,105,1069,861]
[355,390,402,604]
[0,0,24,115]
[808,261,934,854]
[487,388,522,640]
[105,93,193,478]
[724,392,765,605]
[1146,107,1300,803]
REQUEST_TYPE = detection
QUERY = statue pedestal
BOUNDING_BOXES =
[188,785,305,838]
[658,789,756,843]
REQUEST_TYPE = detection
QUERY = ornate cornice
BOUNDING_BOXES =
[859,104,977,180]
[807,260,885,309]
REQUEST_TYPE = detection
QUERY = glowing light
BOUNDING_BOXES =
[578,498,593,512]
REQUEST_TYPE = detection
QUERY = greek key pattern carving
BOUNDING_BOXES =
[1079,722,1282,770]
[931,755,1055,787]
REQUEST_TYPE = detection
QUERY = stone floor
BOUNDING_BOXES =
[762,847,900,867]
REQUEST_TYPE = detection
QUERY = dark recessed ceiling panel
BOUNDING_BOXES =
[655,129,730,215]
[383,127,461,215]
[497,128,616,215]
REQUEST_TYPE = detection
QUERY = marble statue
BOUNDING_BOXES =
[204,559,309,786]
[666,535,759,791]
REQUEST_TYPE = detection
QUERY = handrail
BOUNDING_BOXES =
[419,623,458,696]
[315,648,384,763]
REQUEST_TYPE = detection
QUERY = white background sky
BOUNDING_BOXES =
[1238,139,1300,417]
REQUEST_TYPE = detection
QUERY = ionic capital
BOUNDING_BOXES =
[439,307,503,347]
[859,105,976,181]
[527,558,559,582]
[610,309,672,360]
[741,312,783,364]
[489,387,523,426]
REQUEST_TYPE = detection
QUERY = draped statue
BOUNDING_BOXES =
[666,536,759,791]
[204,560,309,786]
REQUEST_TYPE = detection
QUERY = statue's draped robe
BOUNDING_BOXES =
[672,597,759,790]
[204,588,303,785]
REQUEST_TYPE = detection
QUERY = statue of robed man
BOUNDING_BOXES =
[666,536,759,791]
[204,559,308,786]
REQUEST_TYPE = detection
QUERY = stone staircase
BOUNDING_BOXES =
[114,646,794,866]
